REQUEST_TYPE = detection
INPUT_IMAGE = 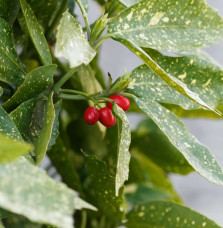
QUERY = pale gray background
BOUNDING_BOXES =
[74,0,223,226]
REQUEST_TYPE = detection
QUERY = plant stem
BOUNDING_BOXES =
[53,68,77,92]
[46,0,69,38]
[93,34,110,50]
[58,94,87,100]
[80,210,87,228]
[76,0,91,40]
[58,89,103,108]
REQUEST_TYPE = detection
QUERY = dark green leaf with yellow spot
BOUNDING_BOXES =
[0,0,20,24]
[3,64,56,112]
[116,38,219,114]
[125,201,222,228]
[34,92,55,165]
[109,0,223,52]
[128,50,223,111]
[132,119,193,174]
[85,155,124,222]
[20,0,52,65]
[0,18,25,85]
[134,97,223,187]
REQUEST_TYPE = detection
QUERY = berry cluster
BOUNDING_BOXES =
[84,95,130,128]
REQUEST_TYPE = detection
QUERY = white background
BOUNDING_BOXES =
[74,0,223,226]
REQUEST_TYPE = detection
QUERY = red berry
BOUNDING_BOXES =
[84,107,100,125]
[99,107,116,128]
[107,95,130,111]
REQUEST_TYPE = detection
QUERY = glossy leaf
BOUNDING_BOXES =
[115,38,219,114]
[108,0,223,52]
[34,92,55,165]
[3,64,56,112]
[0,107,23,141]
[28,0,63,30]
[0,133,33,163]
[48,136,82,192]
[132,119,193,174]
[55,12,96,68]
[20,0,52,65]
[125,184,174,205]
[0,18,25,85]
[128,50,223,111]
[0,157,93,228]
[113,105,131,196]
[125,201,222,228]
[10,98,47,143]
[129,151,181,202]
[85,155,123,221]
[134,97,223,186]
[0,0,20,24]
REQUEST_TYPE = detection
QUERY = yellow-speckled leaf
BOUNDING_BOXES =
[0,157,93,228]
[0,18,25,85]
[55,12,96,68]
[3,64,56,112]
[127,50,223,111]
[118,0,140,8]
[116,38,220,114]
[134,97,223,186]
[125,201,222,228]
[85,155,123,221]
[0,107,23,141]
[34,92,55,165]
[0,0,20,24]
[0,133,33,163]
[113,105,131,196]
[109,0,223,52]
[19,0,52,65]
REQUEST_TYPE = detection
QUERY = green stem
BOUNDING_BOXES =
[58,94,87,100]
[53,68,77,92]
[93,34,110,50]
[46,0,69,38]
[76,0,91,40]
[59,89,89,97]
[81,211,87,228]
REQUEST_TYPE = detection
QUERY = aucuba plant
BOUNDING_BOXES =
[1,0,223,227]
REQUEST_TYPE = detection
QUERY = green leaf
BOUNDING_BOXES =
[85,155,124,221]
[132,119,193,174]
[0,0,20,24]
[125,201,222,228]
[48,136,82,192]
[108,0,223,52]
[125,184,175,205]
[0,157,93,228]
[129,151,181,203]
[118,0,140,8]
[55,12,96,68]
[34,92,55,165]
[0,107,23,141]
[0,133,33,163]
[10,98,47,143]
[28,0,64,30]
[115,38,220,114]
[0,221,4,228]
[19,0,52,65]
[3,64,56,112]
[128,49,223,112]
[3,215,42,228]
[0,18,25,85]
[113,105,131,196]
[134,97,223,186]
